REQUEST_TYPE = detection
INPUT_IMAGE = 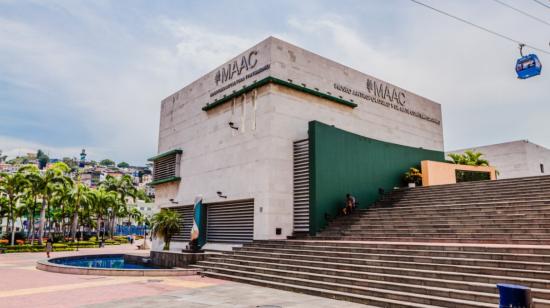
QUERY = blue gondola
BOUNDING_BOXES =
[516,44,542,79]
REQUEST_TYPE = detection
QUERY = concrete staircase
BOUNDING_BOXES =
[319,175,550,244]
[194,175,550,307]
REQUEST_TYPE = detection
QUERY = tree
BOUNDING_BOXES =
[36,162,71,244]
[0,172,27,245]
[69,181,90,242]
[0,150,7,163]
[99,159,115,167]
[7,156,29,165]
[127,208,142,225]
[447,150,489,166]
[15,202,30,236]
[0,195,8,235]
[18,165,43,244]
[463,150,489,166]
[50,179,73,235]
[150,209,180,251]
[100,175,136,238]
[117,162,130,168]
[88,188,118,240]
[135,189,153,202]
[37,149,50,170]
[62,157,78,169]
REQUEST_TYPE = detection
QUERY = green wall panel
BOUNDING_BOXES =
[308,121,445,235]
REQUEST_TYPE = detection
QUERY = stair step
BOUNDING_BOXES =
[197,175,550,307]
[237,245,550,264]
[197,259,550,300]
[218,252,550,280]
[196,265,497,307]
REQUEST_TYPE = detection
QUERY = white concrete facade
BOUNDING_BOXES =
[153,37,444,250]
[449,140,550,179]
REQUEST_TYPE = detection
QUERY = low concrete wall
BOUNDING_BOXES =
[150,251,206,268]
[36,254,197,276]
[421,160,497,186]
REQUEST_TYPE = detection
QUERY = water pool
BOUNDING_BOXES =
[38,254,197,276]
[50,254,160,269]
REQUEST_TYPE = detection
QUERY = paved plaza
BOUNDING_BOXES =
[0,243,364,308]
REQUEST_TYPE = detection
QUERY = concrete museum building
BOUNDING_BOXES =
[449,140,550,179]
[150,37,445,251]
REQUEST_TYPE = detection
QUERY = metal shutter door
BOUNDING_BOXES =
[206,199,254,243]
[171,205,194,242]
[293,139,310,233]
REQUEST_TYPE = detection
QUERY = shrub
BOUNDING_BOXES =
[76,232,94,241]
[51,233,64,243]
[0,239,8,245]
[3,244,74,253]
[402,167,422,185]
[67,241,96,246]
[2,231,26,241]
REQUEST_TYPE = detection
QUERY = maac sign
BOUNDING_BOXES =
[366,79,406,106]
[215,51,258,86]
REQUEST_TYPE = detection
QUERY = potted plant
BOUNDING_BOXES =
[403,167,422,188]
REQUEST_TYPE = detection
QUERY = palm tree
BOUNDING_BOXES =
[15,202,30,236]
[69,182,90,242]
[447,153,467,165]
[0,196,7,236]
[127,208,142,226]
[447,151,489,166]
[37,162,71,245]
[463,150,489,166]
[0,172,27,245]
[18,165,43,244]
[50,180,73,235]
[88,189,117,241]
[150,209,180,251]
[100,175,137,238]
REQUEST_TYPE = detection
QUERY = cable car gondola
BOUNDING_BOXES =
[516,44,542,79]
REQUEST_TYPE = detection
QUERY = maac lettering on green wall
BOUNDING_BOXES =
[308,121,445,235]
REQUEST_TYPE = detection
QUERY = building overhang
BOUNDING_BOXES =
[148,176,181,186]
[147,149,183,162]
[202,76,358,112]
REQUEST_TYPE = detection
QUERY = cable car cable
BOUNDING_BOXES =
[409,0,550,55]
[492,0,550,27]
[532,0,550,9]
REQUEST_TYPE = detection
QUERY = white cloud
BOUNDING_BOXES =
[0,13,263,164]
[1,1,548,165]
[0,135,105,161]
[280,10,550,150]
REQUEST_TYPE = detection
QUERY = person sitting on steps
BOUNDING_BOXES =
[342,193,357,216]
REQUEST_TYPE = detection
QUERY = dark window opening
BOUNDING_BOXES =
[455,170,491,183]
[541,163,545,174]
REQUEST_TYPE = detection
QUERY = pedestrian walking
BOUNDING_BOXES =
[45,236,53,258]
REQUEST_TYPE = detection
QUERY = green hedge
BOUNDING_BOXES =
[2,244,75,253]
[0,238,127,253]
[67,241,96,246]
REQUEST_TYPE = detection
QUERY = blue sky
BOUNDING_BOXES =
[1,0,549,165]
